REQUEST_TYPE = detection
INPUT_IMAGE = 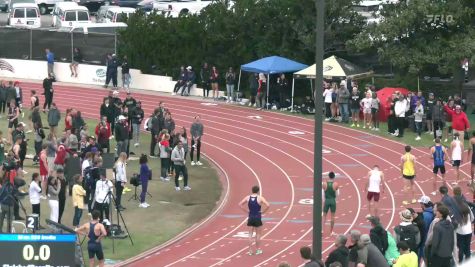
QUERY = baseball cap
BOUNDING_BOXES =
[186,66,192,70]
[118,115,126,121]
[418,195,431,204]
[18,122,26,127]
[367,216,380,225]
[360,234,371,245]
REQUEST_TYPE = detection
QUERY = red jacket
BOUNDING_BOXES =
[95,122,111,137]
[444,105,470,131]
[54,144,74,165]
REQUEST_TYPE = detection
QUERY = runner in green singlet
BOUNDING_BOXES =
[323,172,340,236]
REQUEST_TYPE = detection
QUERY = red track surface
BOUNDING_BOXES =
[18,81,474,267]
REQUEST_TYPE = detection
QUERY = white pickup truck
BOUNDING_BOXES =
[152,0,213,17]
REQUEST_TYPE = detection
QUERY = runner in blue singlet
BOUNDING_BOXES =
[430,138,448,195]
[75,210,107,267]
[239,185,270,256]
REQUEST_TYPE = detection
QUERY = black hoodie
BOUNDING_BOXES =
[370,225,388,254]
[431,219,454,258]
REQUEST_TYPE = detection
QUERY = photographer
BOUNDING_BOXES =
[94,172,113,222]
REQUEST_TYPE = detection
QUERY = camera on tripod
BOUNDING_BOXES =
[129,174,140,187]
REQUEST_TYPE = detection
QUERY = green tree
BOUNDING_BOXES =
[350,0,475,77]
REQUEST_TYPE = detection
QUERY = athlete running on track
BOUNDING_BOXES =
[467,131,475,186]
[430,138,448,195]
[238,185,270,256]
[75,210,107,267]
[450,132,464,185]
[365,165,385,218]
[322,172,340,235]
[401,145,417,205]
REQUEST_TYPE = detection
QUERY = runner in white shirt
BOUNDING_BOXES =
[365,165,385,218]
[450,132,464,185]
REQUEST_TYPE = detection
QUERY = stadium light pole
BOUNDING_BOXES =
[313,0,324,260]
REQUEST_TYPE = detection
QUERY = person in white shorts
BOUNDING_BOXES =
[360,92,372,129]
[450,132,464,184]
[364,165,385,218]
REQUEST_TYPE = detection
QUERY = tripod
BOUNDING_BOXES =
[128,184,152,202]
[101,189,133,253]
[5,191,28,233]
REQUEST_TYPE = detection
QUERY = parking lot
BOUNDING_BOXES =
[0,11,97,28]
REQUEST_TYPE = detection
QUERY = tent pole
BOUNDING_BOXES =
[237,69,241,92]
[266,74,270,109]
[291,78,295,112]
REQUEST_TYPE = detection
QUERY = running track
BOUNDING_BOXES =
[18,80,474,267]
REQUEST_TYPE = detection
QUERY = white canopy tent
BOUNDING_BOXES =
[291,55,373,110]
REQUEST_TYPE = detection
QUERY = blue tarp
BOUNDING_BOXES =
[241,56,308,74]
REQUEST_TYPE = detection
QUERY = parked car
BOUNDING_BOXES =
[7,3,41,28]
[104,6,134,22]
[6,0,36,13]
[95,4,116,22]
[52,4,91,28]
[0,0,8,12]
[152,0,213,17]
[59,21,127,34]
[107,0,141,8]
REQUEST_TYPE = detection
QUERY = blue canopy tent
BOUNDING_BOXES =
[237,56,307,109]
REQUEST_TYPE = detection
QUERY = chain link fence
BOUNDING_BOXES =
[0,27,116,65]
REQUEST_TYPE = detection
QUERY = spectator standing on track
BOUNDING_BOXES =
[350,87,361,127]
[171,141,190,191]
[454,198,473,263]
[394,94,408,138]
[70,47,82,78]
[360,92,372,129]
[356,234,390,267]
[239,185,270,256]
[300,246,324,267]
[45,48,54,75]
[323,83,334,121]
[210,66,219,100]
[443,99,455,142]
[325,234,349,267]
[256,73,267,110]
[200,63,211,98]
[450,133,464,184]
[338,81,350,123]
[417,196,435,263]
[149,108,160,158]
[225,67,236,103]
[367,216,389,255]
[190,115,203,166]
[430,138,447,195]
[365,165,384,218]
[139,154,151,208]
[248,73,258,107]
[406,207,425,262]
[121,55,131,92]
[430,205,454,267]
[348,230,362,267]
[42,73,55,112]
[385,226,400,266]
[432,99,445,140]
[414,100,424,141]
[323,171,340,235]
[131,101,144,148]
[426,93,435,135]
[400,145,417,205]
[443,104,469,139]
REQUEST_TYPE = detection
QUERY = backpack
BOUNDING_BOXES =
[0,181,14,206]
[83,166,95,190]
[395,224,419,252]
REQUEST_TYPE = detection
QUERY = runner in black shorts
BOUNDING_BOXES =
[75,210,107,267]
[239,186,270,256]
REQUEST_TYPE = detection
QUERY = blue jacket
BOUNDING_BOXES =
[46,52,54,64]
[421,207,434,241]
